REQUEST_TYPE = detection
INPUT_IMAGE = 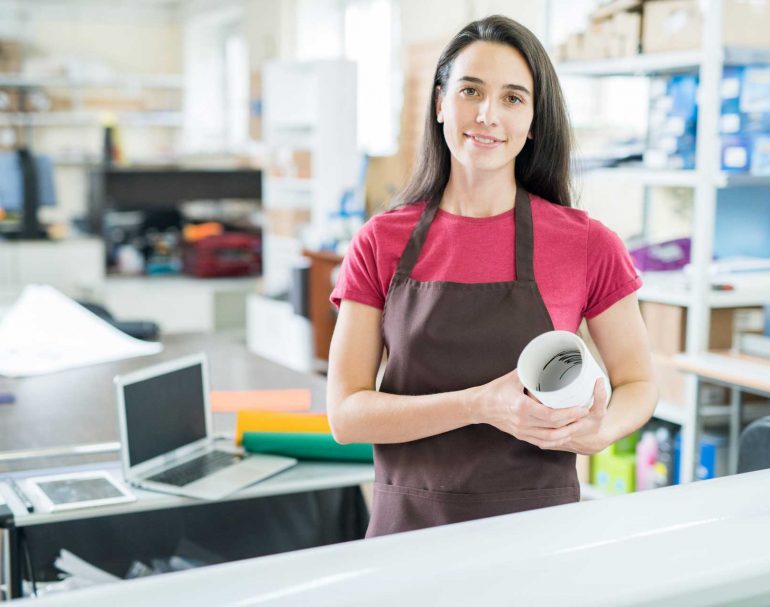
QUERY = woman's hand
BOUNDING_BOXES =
[471,370,609,455]
[550,378,610,455]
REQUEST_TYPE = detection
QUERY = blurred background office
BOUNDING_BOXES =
[1,0,770,493]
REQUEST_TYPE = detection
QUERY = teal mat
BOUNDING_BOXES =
[242,432,373,462]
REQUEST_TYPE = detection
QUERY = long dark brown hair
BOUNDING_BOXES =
[394,15,573,208]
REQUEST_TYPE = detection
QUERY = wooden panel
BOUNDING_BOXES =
[303,249,344,361]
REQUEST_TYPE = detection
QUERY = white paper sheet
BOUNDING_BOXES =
[54,549,121,584]
[0,284,162,377]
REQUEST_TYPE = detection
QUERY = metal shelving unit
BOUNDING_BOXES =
[552,0,770,483]
[0,110,182,128]
[0,73,183,90]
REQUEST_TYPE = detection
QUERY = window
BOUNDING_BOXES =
[183,6,249,153]
[295,0,401,156]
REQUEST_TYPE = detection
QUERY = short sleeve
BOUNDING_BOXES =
[583,219,642,318]
[330,221,385,310]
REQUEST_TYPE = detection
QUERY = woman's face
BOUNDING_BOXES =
[436,41,535,176]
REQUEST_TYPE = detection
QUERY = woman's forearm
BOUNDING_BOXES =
[591,380,658,453]
[329,387,477,445]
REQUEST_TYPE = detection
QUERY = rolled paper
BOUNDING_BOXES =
[242,432,373,462]
[517,330,612,409]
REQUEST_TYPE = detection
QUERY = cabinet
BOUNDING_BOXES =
[102,275,257,335]
[0,73,183,149]
[0,238,104,304]
[260,59,358,296]
[553,0,770,483]
[303,249,344,362]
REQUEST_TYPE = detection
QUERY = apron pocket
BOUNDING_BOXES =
[366,482,579,537]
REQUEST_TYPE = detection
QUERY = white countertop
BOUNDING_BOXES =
[16,469,770,606]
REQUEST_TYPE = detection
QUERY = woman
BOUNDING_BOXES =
[327,15,657,537]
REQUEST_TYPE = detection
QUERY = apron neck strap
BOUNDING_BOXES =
[394,185,536,281]
[514,186,535,282]
[394,200,440,279]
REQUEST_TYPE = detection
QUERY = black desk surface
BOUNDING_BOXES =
[0,331,327,471]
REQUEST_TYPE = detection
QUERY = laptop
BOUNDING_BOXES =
[115,353,297,500]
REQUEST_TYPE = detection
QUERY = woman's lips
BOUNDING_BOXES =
[464,133,506,147]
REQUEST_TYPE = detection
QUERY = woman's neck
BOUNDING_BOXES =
[439,166,517,218]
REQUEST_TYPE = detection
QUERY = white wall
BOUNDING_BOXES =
[400,0,545,45]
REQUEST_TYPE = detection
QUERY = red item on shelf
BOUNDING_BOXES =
[182,232,262,278]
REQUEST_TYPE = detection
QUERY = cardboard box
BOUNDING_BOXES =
[652,352,688,405]
[265,208,311,238]
[640,302,735,356]
[643,0,770,54]
[0,89,19,112]
[0,39,23,73]
[268,149,312,179]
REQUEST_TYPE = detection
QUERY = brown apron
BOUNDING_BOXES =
[366,186,580,538]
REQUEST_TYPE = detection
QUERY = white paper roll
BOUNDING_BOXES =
[517,331,611,409]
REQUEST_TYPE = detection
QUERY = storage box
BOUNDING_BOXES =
[265,208,312,238]
[640,302,735,356]
[0,39,23,73]
[721,135,752,172]
[591,449,635,495]
[0,89,19,112]
[268,149,313,179]
[643,0,770,53]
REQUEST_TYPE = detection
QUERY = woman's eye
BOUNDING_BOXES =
[507,95,522,104]
[460,87,478,96]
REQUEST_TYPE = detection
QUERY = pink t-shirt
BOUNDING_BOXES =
[330,194,641,331]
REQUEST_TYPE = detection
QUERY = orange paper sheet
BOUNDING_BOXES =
[235,410,330,444]
[210,389,312,413]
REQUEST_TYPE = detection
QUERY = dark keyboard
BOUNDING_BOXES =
[147,451,241,487]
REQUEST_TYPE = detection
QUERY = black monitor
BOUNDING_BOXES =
[0,149,56,239]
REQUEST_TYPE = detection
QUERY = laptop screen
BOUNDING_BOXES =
[123,362,208,467]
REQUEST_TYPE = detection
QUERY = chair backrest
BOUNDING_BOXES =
[738,416,770,473]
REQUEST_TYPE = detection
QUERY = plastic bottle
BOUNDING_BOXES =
[636,431,658,491]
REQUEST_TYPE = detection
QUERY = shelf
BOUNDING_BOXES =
[579,167,770,189]
[714,173,770,188]
[557,46,770,77]
[557,50,702,77]
[0,73,183,90]
[723,46,770,66]
[638,273,770,308]
[0,111,182,128]
[579,167,698,188]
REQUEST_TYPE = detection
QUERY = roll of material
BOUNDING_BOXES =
[517,330,612,409]
[235,411,330,444]
[242,432,373,462]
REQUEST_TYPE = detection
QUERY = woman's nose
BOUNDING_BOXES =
[476,99,499,126]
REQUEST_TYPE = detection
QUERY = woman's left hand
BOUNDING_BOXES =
[549,378,610,455]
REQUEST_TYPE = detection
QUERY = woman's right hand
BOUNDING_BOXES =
[469,368,589,450]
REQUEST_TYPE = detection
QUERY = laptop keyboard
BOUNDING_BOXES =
[147,451,241,487]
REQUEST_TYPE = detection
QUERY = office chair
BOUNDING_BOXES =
[737,416,770,473]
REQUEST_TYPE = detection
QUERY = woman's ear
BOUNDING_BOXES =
[435,86,444,123]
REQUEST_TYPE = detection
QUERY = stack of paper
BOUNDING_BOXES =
[0,285,162,377]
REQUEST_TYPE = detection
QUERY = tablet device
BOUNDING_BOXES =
[24,471,136,513]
